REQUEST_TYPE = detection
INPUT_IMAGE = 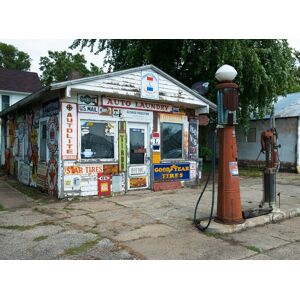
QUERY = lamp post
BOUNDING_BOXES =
[215,65,244,224]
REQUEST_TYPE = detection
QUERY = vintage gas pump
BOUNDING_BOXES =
[214,65,244,224]
[256,107,281,209]
[194,65,244,230]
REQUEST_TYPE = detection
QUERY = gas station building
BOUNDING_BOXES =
[0,65,216,198]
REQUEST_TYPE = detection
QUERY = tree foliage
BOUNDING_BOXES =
[70,39,299,126]
[39,50,103,85]
[0,42,31,71]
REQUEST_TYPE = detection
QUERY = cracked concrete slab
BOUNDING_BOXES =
[220,229,290,251]
[114,224,178,242]
[0,228,98,260]
[65,215,97,228]
[124,231,254,259]
[0,209,54,226]
[264,242,300,259]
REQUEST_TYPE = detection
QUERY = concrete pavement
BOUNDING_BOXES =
[0,171,299,259]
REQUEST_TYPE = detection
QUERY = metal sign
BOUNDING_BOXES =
[128,165,147,176]
[102,97,172,112]
[78,94,98,105]
[64,164,103,175]
[154,163,190,181]
[188,118,198,160]
[141,70,159,100]
[98,173,111,197]
[61,103,77,160]
[118,121,127,172]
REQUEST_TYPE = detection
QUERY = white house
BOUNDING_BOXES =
[237,92,300,173]
[0,68,42,165]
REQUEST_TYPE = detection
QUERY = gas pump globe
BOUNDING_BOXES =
[215,65,244,224]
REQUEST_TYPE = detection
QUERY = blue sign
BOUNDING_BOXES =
[153,163,190,181]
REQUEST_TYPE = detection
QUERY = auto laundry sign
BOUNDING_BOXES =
[61,102,77,160]
[141,70,159,100]
[102,97,172,112]
[154,163,190,181]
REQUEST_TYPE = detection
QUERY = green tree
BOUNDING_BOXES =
[70,39,299,126]
[0,42,31,70]
[39,50,103,85]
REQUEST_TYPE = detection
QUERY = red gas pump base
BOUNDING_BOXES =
[216,126,244,225]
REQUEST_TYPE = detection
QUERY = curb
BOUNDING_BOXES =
[205,207,300,234]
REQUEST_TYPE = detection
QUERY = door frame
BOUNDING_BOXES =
[127,122,150,190]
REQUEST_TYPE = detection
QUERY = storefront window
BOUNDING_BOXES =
[81,121,115,159]
[161,122,183,159]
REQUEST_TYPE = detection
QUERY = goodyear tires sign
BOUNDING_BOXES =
[153,163,190,181]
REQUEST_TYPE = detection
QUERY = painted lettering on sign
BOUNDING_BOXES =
[118,121,127,172]
[64,164,103,175]
[61,103,77,160]
[128,166,147,176]
[79,105,99,113]
[102,97,172,112]
[154,163,190,181]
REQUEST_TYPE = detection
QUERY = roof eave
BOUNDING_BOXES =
[0,86,50,117]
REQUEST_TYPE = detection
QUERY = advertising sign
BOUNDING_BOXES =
[229,161,239,176]
[129,177,147,189]
[188,118,198,160]
[128,165,147,176]
[64,164,103,175]
[141,70,159,100]
[102,97,172,112]
[154,163,190,181]
[78,94,98,105]
[97,174,111,197]
[61,102,77,160]
[118,121,127,172]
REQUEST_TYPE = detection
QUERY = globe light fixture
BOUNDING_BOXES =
[215,64,237,82]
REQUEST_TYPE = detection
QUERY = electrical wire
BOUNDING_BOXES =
[193,128,217,231]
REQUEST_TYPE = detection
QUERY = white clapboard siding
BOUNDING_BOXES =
[65,68,211,109]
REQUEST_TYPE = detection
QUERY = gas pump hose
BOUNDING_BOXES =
[193,129,217,232]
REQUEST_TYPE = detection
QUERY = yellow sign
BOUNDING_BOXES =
[152,152,161,164]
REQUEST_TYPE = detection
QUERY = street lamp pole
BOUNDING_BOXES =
[215,65,244,224]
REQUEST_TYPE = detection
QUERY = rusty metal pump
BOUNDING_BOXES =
[257,109,281,208]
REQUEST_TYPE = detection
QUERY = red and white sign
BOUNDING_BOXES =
[61,102,78,160]
[98,173,111,197]
[102,97,172,112]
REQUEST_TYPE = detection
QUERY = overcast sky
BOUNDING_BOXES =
[1,39,300,75]
[0,39,105,75]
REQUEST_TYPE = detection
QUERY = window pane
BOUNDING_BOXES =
[130,128,145,164]
[1,95,10,110]
[161,122,183,159]
[81,121,114,159]
[247,128,256,143]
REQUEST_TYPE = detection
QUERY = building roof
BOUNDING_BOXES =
[273,92,300,118]
[51,64,217,110]
[0,68,42,93]
[0,64,216,117]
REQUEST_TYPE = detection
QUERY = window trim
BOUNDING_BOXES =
[160,121,184,161]
[79,119,118,162]
[1,95,10,111]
